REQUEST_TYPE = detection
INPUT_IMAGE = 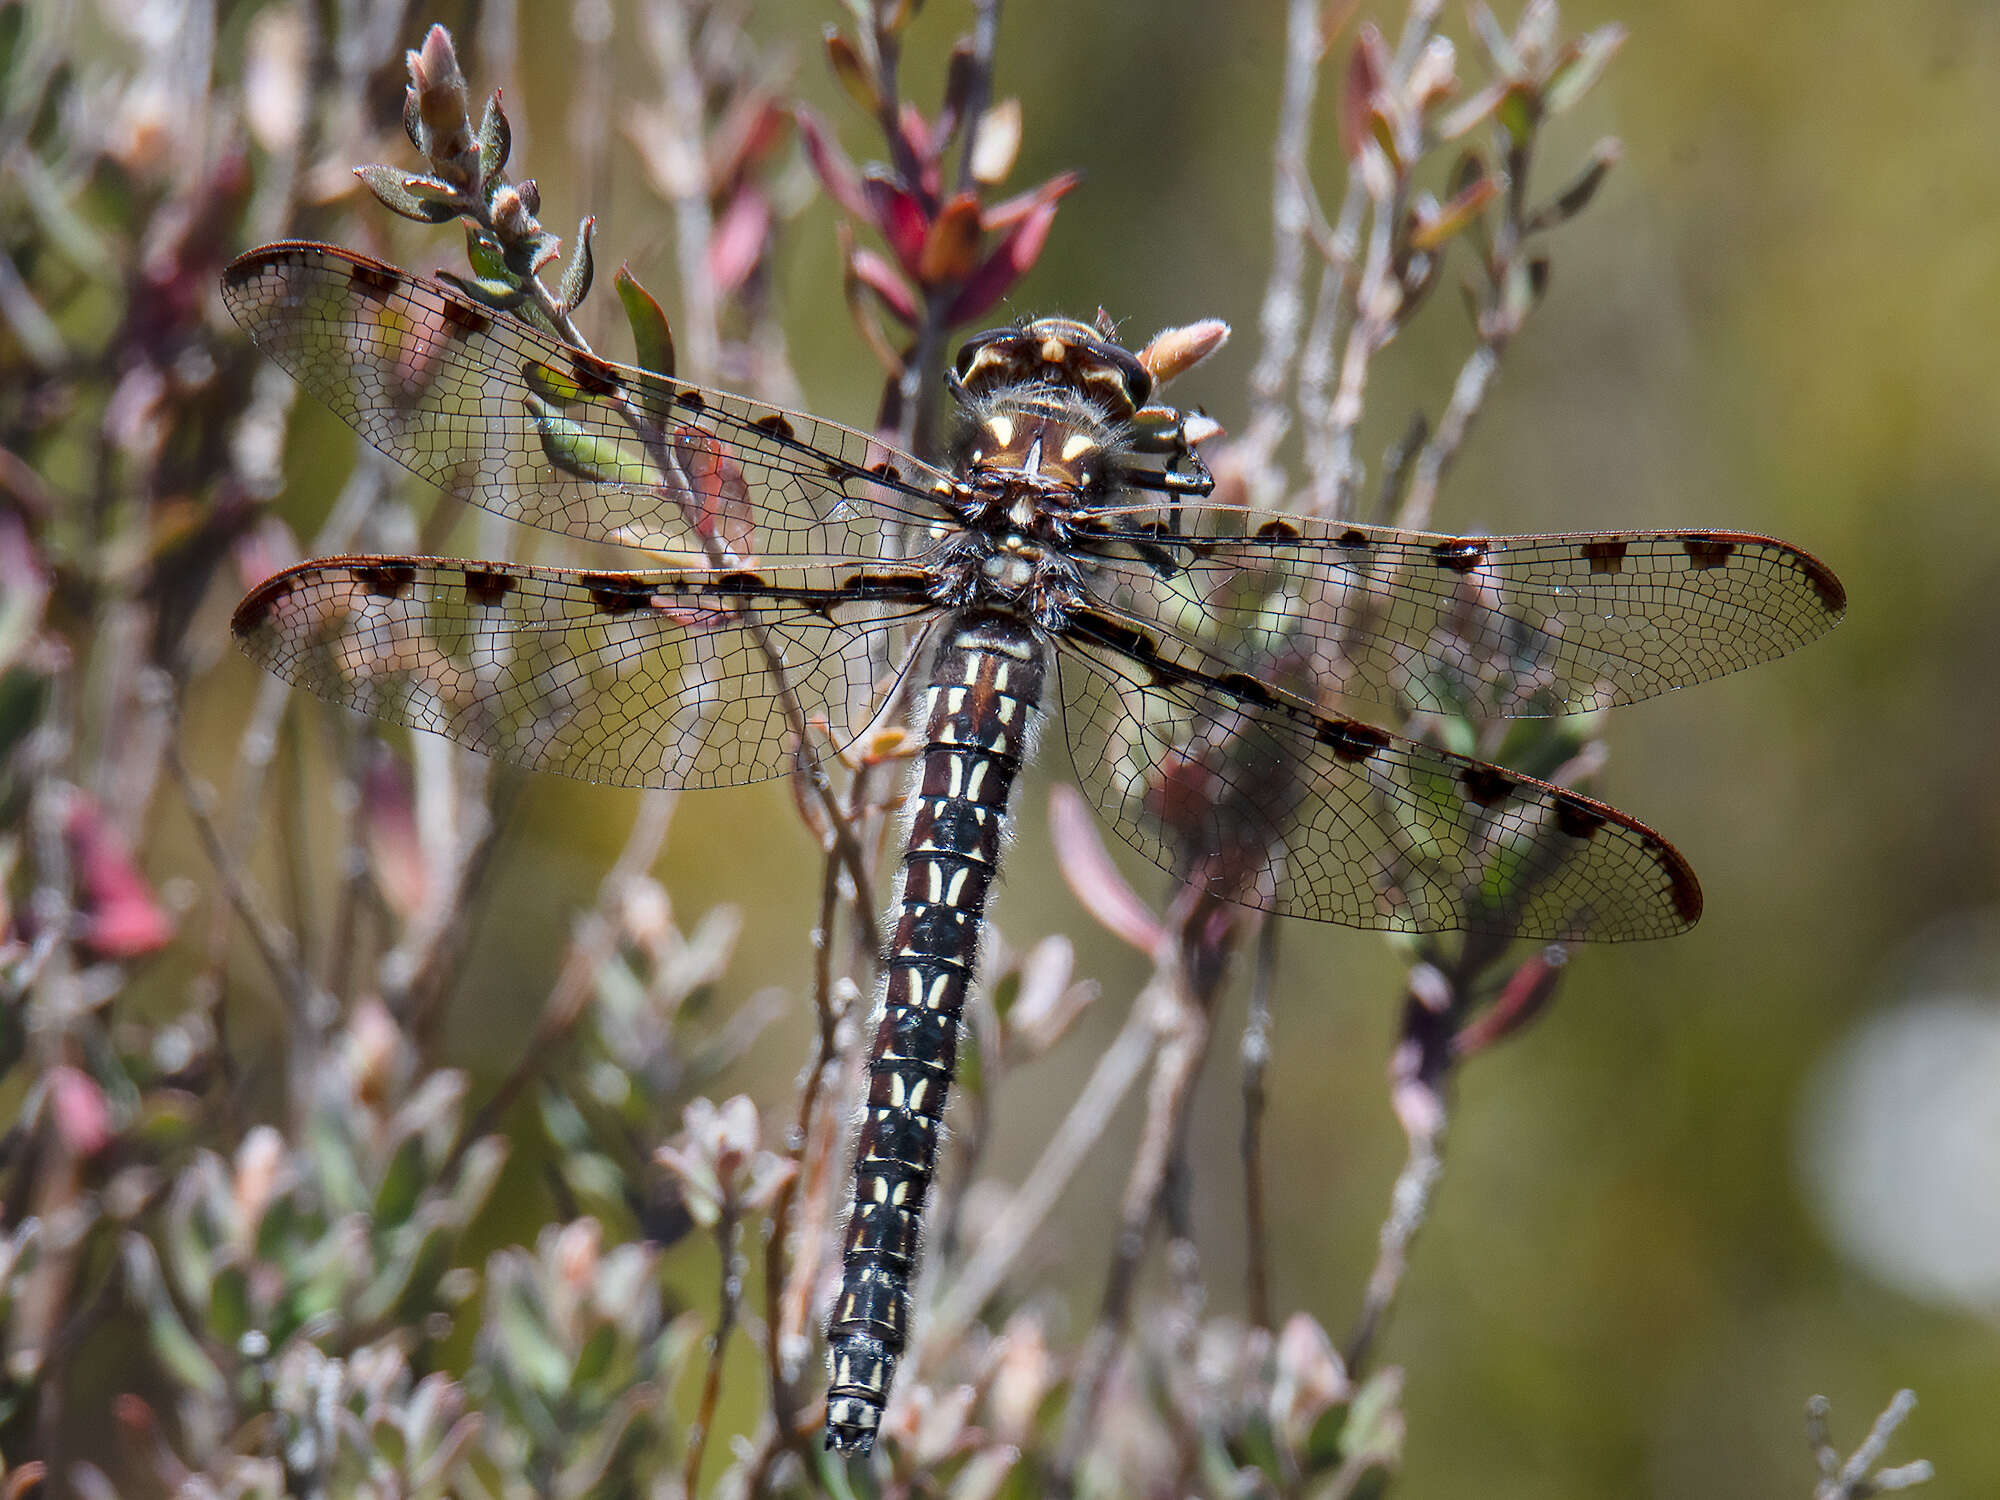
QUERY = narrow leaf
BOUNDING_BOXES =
[559,215,596,313]
[614,265,677,377]
[1528,138,1621,231]
[917,191,983,283]
[355,164,460,223]
[969,98,1022,185]
[1408,174,1499,251]
[945,196,1058,324]
[1543,25,1626,116]
[824,26,880,116]
[433,269,532,312]
[477,88,512,193]
[528,395,647,482]
[1341,26,1387,161]
[795,107,872,220]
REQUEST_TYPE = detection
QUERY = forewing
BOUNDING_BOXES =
[221,242,955,563]
[1054,615,1702,942]
[1081,508,1845,718]
[233,558,934,789]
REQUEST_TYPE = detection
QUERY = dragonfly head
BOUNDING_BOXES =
[950,317,1154,416]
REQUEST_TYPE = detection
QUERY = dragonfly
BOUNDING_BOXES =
[222,240,1845,1455]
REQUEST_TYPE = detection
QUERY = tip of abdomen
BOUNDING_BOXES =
[825,1393,882,1454]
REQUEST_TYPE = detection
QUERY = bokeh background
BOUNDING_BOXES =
[12,0,2000,1494]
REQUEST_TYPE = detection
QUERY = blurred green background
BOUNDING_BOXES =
[156,0,2000,1493]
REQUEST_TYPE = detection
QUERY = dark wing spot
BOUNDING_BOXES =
[1683,537,1736,570]
[839,571,931,598]
[462,569,514,605]
[439,297,492,336]
[1433,539,1487,573]
[1582,539,1628,573]
[347,260,400,300]
[1216,672,1277,708]
[1336,528,1370,550]
[1319,718,1389,763]
[1255,518,1302,541]
[1796,551,1847,613]
[717,569,769,594]
[231,576,293,635]
[1550,792,1608,839]
[1073,613,1156,662]
[753,412,797,443]
[823,459,849,480]
[1666,849,1704,926]
[870,462,903,485]
[570,352,624,397]
[676,389,709,413]
[352,564,416,599]
[1460,765,1516,806]
[581,572,653,613]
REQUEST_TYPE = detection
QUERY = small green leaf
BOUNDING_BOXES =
[433,269,532,312]
[824,26,881,117]
[358,1217,454,1324]
[1494,82,1537,144]
[554,1382,659,1499]
[989,967,1021,1021]
[1340,1368,1405,1467]
[1470,5,1521,75]
[373,1134,426,1228]
[527,395,649,482]
[613,266,676,378]
[1409,173,1500,253]
[446,1137,508,1226]
[1543,25,1626,116]
[208,1261,252,1343]
[571,1324,618,1388]
[356,164,462,223]
[477,88,511,194]
[124,1233,227,1400]
[1530,140,1621,231]
[1304,1397,1352,1469]
[463,224,510,280]
[559,215,596,313]
[0,1,29,95]
[403,85,428,157]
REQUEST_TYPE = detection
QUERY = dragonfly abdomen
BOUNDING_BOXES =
[825,611,1047,1454]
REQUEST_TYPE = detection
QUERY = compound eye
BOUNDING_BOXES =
[954,328,1016,379]
[1093,341,1152,408]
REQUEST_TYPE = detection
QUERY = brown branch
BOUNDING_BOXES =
[1051,908,1229,1493]
[1241,915,1278,1331]
[683,1204,745,1494]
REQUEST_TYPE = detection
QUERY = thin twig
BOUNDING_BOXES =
[684,1204,745,1494]
[1809,1391,1934,1499]
[647,0,723,382]
[443,790,678,1173]
[763,757,882,1454]
[1239,0,1334,487]
[1345,962,1457,1375]
[1052,926,1223,1492]
[168,735,314,1018]
[1395,343,1499,530]
[952,0,1004,197]
[920,988,1161,1351]
[1241,915,1278,1331]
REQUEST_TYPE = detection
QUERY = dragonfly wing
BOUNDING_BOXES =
[233,557,935,789]
[1052,611,1702,942]
[222,242,957,563]
[1080,508,1845,718]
